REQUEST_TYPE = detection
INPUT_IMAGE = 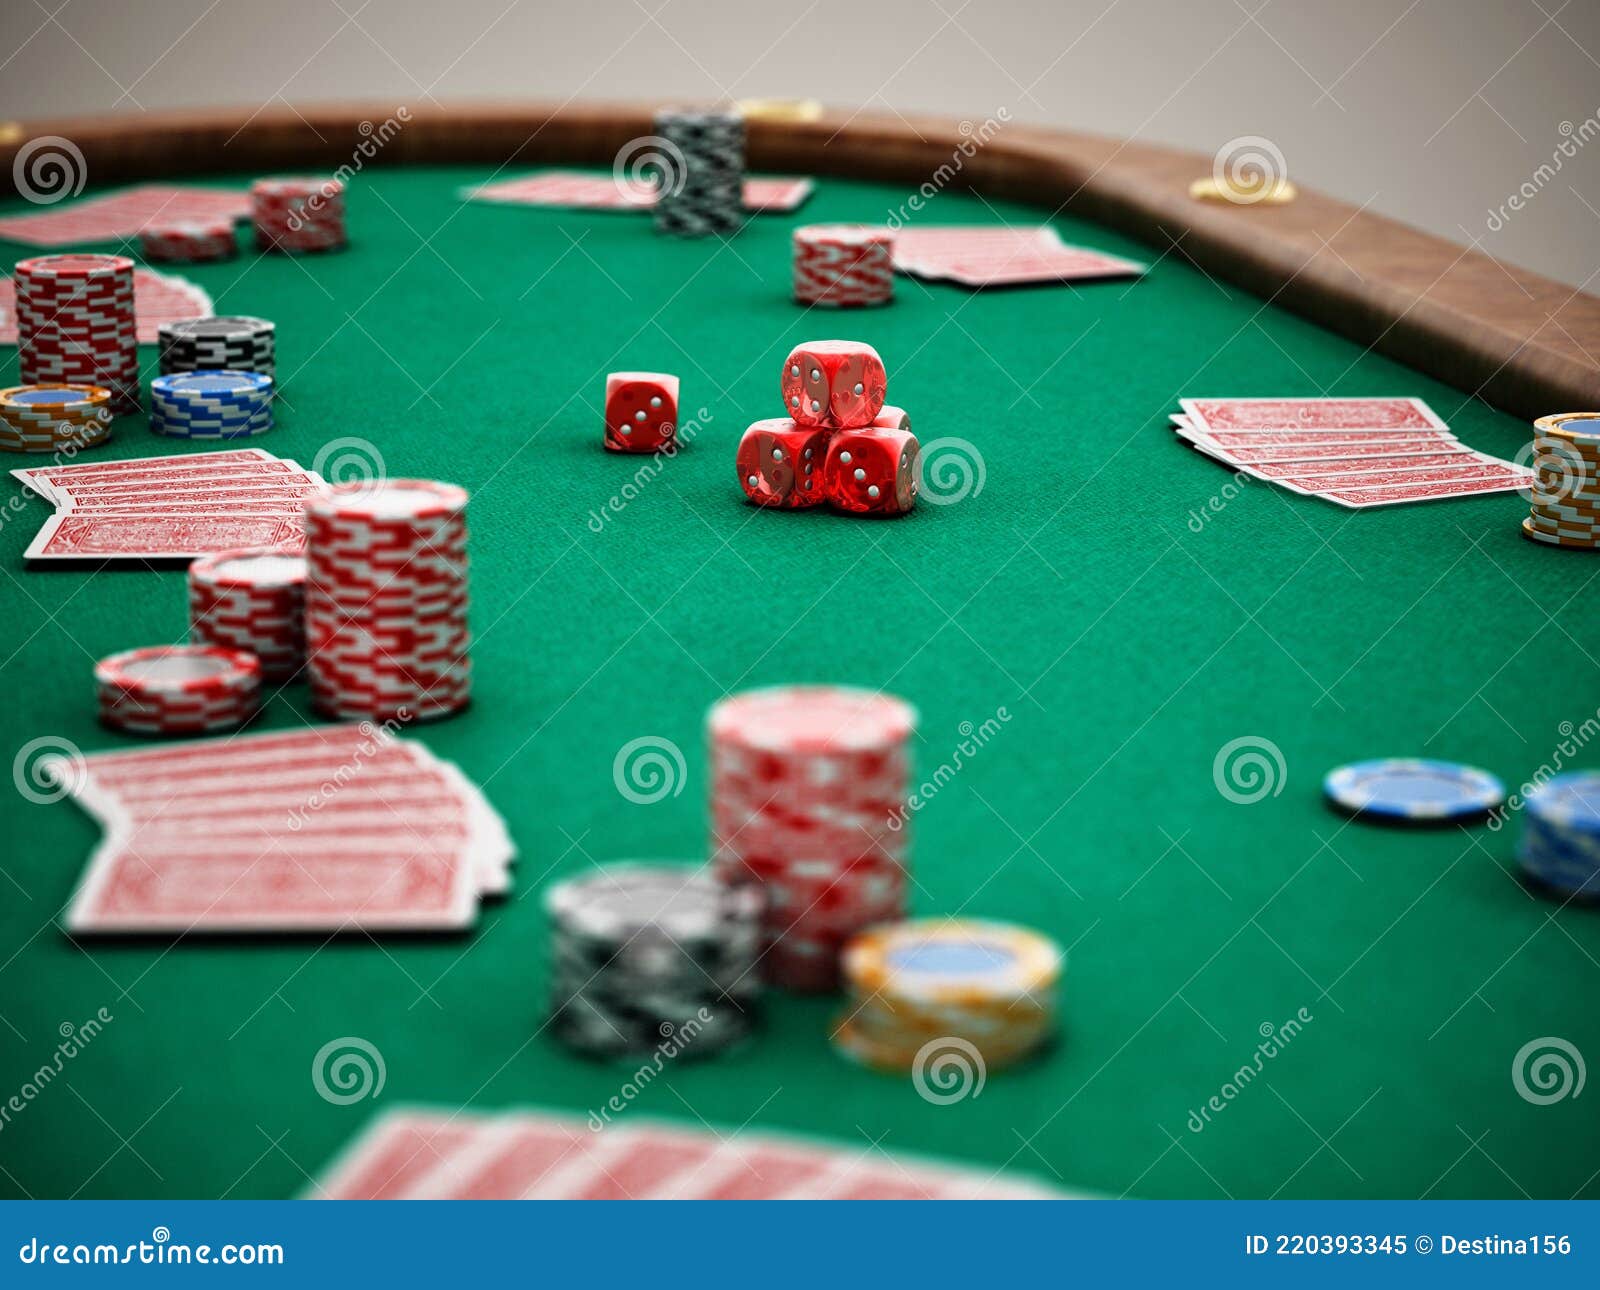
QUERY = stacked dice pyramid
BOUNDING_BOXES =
[738,341,920,516]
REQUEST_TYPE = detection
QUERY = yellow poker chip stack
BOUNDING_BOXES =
[1524,412,1600,550]
[1188,175,1298,206]
[736,98,824,124]
[0,384,113,454]
[833,919,1062,1073]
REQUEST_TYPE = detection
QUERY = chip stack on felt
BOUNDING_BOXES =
[158,316,276,385]
[737,340,920,515]
[652,108,744,238]
[709,686,915,992]
[1519,773,1600,900]
[0,384,113,454]
[792,225,895,307]
[140,218,237,263]
[252,177,347,253]
[303,479,472,722]
[14,253,141,415]
[188,546,308,683]
[1524,412,1600,550]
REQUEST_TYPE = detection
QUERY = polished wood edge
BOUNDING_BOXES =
[5,102,1596,419]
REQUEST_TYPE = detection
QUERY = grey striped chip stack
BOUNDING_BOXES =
[653,108,745,238]
[15,253,140,415]
[793,225,895,307]
[158,316,276,385]
[189,547,308,684]
[304,479,472,723]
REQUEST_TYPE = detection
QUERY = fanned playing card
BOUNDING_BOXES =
[0,184,248,247]
[461,171,813,213]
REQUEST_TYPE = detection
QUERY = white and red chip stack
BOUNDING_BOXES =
[14,254,140,415]
[709,686,915,991]
[252,176,347,253]
[95,645,261,736]
[140,218,237,263]
[792,225,894,308]
[188,547,308,683]
[304,480,472,722]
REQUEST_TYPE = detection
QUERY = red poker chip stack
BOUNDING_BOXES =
[14,254,140,415]
[252,176,347,253]
[304,479,472,722]
[793,225,895,307]
[95,645,262,736]
[140,218,238,263]
[709,686,916,991]
[188,547,308,684]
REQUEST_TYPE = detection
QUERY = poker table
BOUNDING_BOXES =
[2,104,1598,1202]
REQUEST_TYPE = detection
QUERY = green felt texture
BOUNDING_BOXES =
[0,166,1595,1202]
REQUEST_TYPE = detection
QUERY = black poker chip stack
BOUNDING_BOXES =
[653,108,745,238]
[157,316,277,385]
[545,863,763,1061]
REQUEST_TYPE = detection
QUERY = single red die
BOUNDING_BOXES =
[872,405,910,431]
[824,427,919,515]
[604,371,679,453]
[779,340,886,429]
[737,417,830,508]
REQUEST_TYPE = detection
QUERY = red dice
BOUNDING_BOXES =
[737,418,829,508]
[605,371,679,453]
[824,427,919,515]
[780,341,886,429]
[873,405,910,431]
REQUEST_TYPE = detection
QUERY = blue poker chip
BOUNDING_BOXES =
[1323,758,1505,823]
[150,369,272,400]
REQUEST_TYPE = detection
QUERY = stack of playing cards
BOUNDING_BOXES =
[0,184,249,248]
[0,266,213,345]
[1174,396,1534,508]
[308,1107,1075,1200]
[50,724,514,934]
[460,171,813,213]
[893,226,1145,287]
[12,448,324,561]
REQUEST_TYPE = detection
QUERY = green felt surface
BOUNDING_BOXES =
[0,166,1596,1201]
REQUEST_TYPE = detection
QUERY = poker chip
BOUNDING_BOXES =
[0,384,113,454]
[709,685,915,991]
[303,479,472,722]
[149,370,274,439]
[545,863,763,1061]
[834,920,1062,1072]
[793,225,894,308]
[1519,772,1600,901]
[158,315,276,385]
[736,97,824,123]
[189,546,308,684]
[95,645,261,736]
[1322,758,1505,823]
[1523,415,1600,550]
[140,218,237,263]
[253,176,347,253]
[653,109,744,238]
[14,254,140,415]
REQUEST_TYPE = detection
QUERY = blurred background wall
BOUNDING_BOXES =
[1,0,1596,287]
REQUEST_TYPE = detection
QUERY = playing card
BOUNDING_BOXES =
[1320,474,1534,507]
[893,225,1144,285]
[0,267,212,345]
[0,184,248,248]
[53,472,321,504]
[545,1124,724,1200]
[307,1108,487,1200]
[1182,436,1460,462]
[400,1115,590,1199]
[12,448,277,498]
[1180,396,1450,434]
[461,171,813,213]
[24,511,307,560]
